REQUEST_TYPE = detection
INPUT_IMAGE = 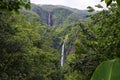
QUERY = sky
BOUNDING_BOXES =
[30,0,107,10]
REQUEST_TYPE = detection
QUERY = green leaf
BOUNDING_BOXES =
[116,0,120,6]
[105,0,112,6]
[87,6,95,12]
[101,0,104,2]
[91,58,120,80]
[95,4,103,8]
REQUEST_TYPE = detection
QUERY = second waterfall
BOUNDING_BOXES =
[61,39,65,66]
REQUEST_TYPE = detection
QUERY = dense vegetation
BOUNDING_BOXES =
[0,1,61,80]
[0,0,120,80]
[63,3,120,80]
[31,4,88,27]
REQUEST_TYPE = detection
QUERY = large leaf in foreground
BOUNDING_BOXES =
[91,58,120,80]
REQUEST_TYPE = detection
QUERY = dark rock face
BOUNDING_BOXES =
[69,45,75,54]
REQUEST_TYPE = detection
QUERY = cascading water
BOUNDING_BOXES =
[48,13,51,26]
[61,40,65,66]
[47,12,54,27]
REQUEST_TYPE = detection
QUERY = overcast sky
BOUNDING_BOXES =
[30,0,107,10]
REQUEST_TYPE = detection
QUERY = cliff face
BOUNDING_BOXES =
[31,4,89,27]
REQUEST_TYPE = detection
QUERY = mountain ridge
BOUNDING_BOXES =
[31,4,89,27]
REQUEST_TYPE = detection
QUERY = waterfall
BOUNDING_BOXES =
[48,12,54,27]
[48,13,51,26]
[61,40,65,66]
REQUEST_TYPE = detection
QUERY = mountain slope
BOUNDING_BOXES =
[31,4,89,27]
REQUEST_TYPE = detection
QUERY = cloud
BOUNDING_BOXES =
[31,0,66,5]
[64,0,98,9]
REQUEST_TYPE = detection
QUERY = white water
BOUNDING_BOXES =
[61,40,65,66]
[48,13,51,26]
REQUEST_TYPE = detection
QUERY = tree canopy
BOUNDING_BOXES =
[0,0,120,80]
[0,0,30,12]
[102,0,120,6]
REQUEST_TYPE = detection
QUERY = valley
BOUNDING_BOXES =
[0,1,120,80]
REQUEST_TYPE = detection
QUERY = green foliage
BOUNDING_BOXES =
[0,7,61,79]
[64,70,82,80]
[95,4,103,8]
[31,4,88,27]
[102,0,120,6]
[0,0,30,12]
[116,0,120,5]
[63,3,120,80]
[105,0,112,6]
[0,13,34,80]
[91,58,120,80]
[87,6,95,12]
[1,1,120,80]
[90,4,120,58]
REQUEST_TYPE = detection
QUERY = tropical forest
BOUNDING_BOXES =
[0,0,120,80]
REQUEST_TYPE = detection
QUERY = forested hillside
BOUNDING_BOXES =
[0,0,120,80]
[31,4,88,27]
